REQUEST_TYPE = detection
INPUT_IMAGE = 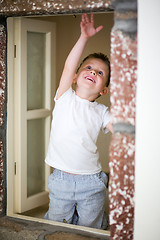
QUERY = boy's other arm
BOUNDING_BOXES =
[56,14,103,100]
[106,122,113,133]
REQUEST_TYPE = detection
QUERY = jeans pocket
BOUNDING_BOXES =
[95,172,107,189]
[100,171,108,187]
[48,172,59,192]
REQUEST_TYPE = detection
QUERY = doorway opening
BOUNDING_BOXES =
[7,12,114,233]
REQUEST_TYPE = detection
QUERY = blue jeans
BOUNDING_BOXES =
[44,169,108,229]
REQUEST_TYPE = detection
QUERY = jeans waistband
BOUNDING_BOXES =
[53,168,102,182]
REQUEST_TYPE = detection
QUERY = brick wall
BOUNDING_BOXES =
[0,0,137,239]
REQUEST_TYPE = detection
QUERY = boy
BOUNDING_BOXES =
[44,14,113,229]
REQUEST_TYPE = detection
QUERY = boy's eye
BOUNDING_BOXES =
[98,71,103,76]
[86,66,92,70]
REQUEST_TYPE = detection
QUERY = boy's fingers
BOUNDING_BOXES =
[82,13,95,25]
[84,14,89,23]
[81,14,85,22]
[96,25,103,33]
[81,14,87,23]
[90,14,94,23]
[82,13,92,24]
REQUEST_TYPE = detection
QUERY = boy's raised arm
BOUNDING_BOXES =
[56,14,103,100]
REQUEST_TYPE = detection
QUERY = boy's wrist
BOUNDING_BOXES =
[80,33,90,42]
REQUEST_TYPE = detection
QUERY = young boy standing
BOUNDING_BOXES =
[44,14,113,229]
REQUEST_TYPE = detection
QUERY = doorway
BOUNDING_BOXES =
[7,12,114,228]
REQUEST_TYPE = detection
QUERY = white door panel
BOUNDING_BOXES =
[12,18,56,213]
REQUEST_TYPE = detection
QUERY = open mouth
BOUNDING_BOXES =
[85,76,96,83]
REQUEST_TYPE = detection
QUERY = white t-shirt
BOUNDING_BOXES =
[45,88,110,174]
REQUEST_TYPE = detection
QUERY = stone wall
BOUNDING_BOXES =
[0,0,137,239]
[0,0,113,16]
[0,16,7,218]
[109,1,137,239]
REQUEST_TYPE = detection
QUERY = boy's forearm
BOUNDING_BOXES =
[56,34,89,99]
[64,34,89,74]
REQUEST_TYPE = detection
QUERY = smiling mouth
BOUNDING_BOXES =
[85,76,96,83]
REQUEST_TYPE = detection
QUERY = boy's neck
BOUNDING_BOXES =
[75,88,98,102]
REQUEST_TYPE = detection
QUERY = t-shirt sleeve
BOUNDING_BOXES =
[54,87,73,103]
[101,108,111,134]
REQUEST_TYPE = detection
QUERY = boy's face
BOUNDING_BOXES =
[74,58,109,99]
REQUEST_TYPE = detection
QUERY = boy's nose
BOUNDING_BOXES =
[90,70,96,75]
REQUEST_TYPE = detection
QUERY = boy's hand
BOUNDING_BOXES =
[57,13,103,100]
[80,14,103,39]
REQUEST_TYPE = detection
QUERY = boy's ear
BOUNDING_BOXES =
[99,87,108,96]
[72,73,77,84]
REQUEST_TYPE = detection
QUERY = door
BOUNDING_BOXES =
[12,17,56,213]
